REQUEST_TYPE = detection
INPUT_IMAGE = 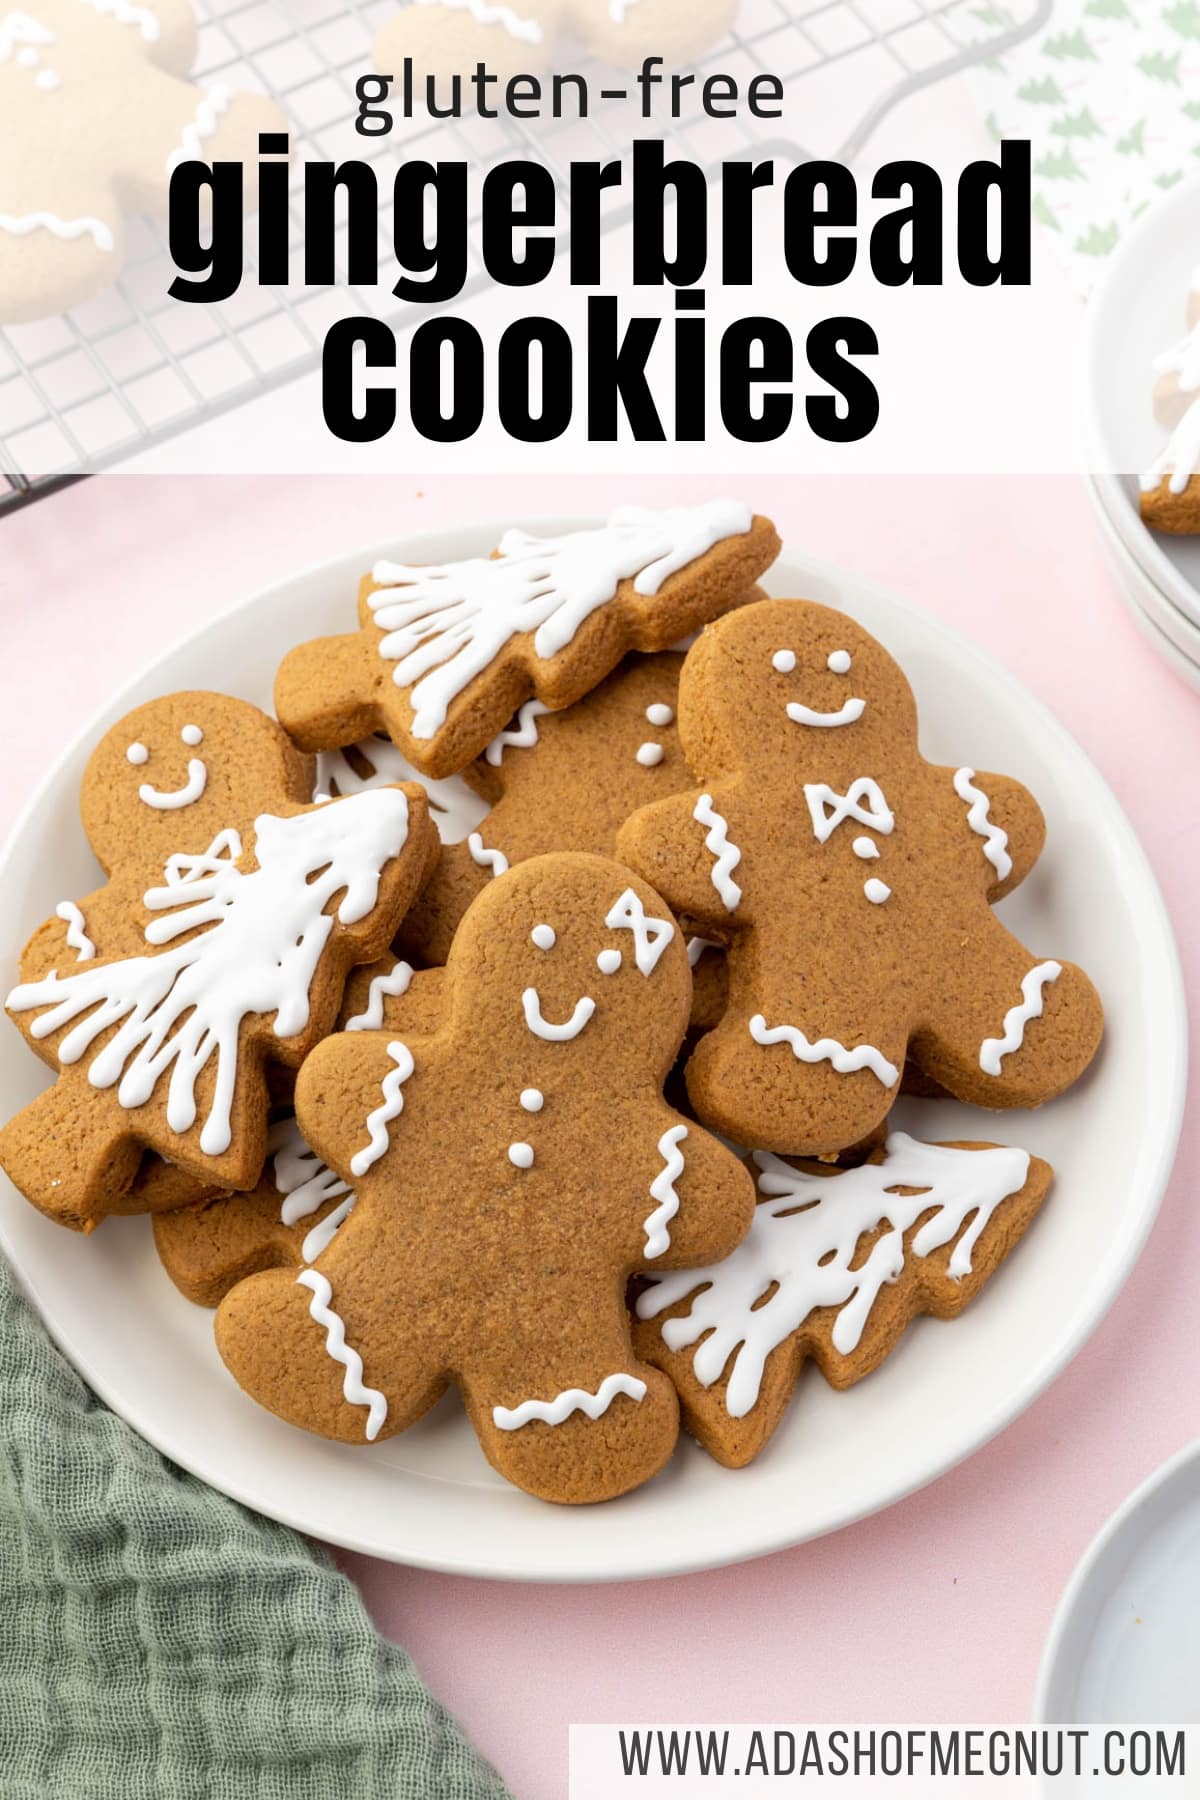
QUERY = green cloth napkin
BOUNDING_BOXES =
[0,1257,512,1800]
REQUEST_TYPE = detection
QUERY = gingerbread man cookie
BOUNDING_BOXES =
[634,1133,1052,1467]
[0,0,285,324]
[215,852,755,1504]
[617,600,1103,1155]
[0,693,438,1229]
[154,960,445,1306]
[375,0,737,89]
[274,502,780,780]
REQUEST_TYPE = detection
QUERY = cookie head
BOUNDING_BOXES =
[680,599,919,778]
[81,693,313,868]
[445,852,691,1073]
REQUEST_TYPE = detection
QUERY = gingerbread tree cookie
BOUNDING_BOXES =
[634,1133,1052,1467]
[274,502,780,780]
[617,600,1104,1155]
[0,693,438,1229]
[0,0,285,324]
[154,960,445,1306]
[215,853,755,1504]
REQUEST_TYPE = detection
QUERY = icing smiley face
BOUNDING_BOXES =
[132,724,208,810]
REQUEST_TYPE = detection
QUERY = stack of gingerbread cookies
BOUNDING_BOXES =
[0,501,1103,1504]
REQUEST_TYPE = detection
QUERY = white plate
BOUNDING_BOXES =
[1036,1439,1200,1722]
[0,524,1186,1582]
[1086,478,1200,696]
[1085,171,1200,634]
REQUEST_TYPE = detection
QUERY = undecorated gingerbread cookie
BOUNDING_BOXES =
[0,0,285,324]
[274,502,779,780]
[618,599,1103,1155]
[0,693,438,1228]
[634,1133,1052,1467]
[154,960,445,1305]
[215,852,755,1504]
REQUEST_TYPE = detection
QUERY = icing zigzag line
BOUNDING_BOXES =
[468,832,509,877]
[0,210,114,251]
[952,768,1012,883]
[350,1040,414,1175]
[749,1013,899,1088]
[492,1372,648,1431]
[484,698,550,766]
[344,960,414,1031]
[694,793,742,910]
[296,1269,387,1440]
[642,1124,687,1260]
[979,961,1061,1076]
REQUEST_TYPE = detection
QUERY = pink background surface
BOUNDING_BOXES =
[2,473,1198,1799]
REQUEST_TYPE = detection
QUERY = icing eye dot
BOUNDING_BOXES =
[771,650,796,673]
[864,878,891,904]
[508,1142,535,1169]
[597,949,622,974]
[530,924,555,950]
[125,743,149,765]
[180,724,204,746]
[520,1088,544,1113]
[635,742,664,767]
[852,837,879,861]
[645,703,674,727]
[16,45,36,64]
[827,650,852,674]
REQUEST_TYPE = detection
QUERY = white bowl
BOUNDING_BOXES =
[1085,170,1200,635]
[1087,478,1200,696]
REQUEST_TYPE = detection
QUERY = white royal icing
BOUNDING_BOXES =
[300,1197,355,1264]
[75,0,159,38]
[467,831,509,877]
[139,759,207,811]
[125,742,149,764]
[55,900,95,961]
[181,724,203,747]
[166,84,231,174]
[413,0,543,42]
[642,1123,686,1260]
[804,778,893,844]
[314,736,484,843]
[270,1114,350,1228]
[1142,396,1200,496]
[296,1269,388,1441]
[694,794,742,911]
[492,1371,647,1431]
[827,650,852,673]
[597,949,621,974]
[771,650,796,673]
[5,790,412,1158]
[521,987,595,1041]
[749,1012,899,1088]
[0,13,60,90]
[350,1039,414,1176]
[508,1141,534,1168]
[604,887,674,976]
[787,696,866,729]
[485,698,550,766]
[645,703,674,726]
[636,1133,1031,1418]
[635,742,664,767]
[686,935,720,966]
[852,836,878,861]
[519,1087,543,1112]
[367,501,752,740]
[1154,319,1200,395]
[863,879,890,905]
[531,924,555,950]
[979,961,1061,1076]
[0,210,113,251]
[952,768,1012,883]
[343,959,414,1031]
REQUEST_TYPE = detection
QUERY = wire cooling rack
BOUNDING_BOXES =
[0,0,1051,511]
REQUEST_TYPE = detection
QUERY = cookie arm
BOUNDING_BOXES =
[275,632,385,753]
[911,918,1103,1109]
[636,1115,755,1271]
[946,766,1045,901]
[0,1079,143,1232]
[617,788,747,933]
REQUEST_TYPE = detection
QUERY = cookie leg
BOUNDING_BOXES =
[274,632,385,753]
[685,1005,904,1157]
[913,934,1103,1109]
[465,1326,679,1504]
[0,1083,141,1231]
[215,1264,446,1444]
